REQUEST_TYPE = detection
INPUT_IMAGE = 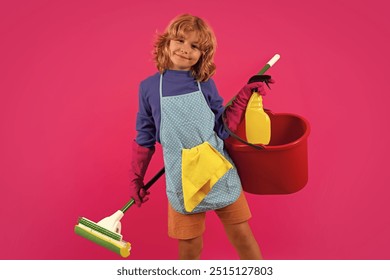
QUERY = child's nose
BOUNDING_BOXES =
[180,44,191,53]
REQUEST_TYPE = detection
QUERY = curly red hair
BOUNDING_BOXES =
[153,14,217,82]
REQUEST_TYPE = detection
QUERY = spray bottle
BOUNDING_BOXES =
[245,54,280,144]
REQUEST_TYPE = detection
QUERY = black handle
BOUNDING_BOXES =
[144,167,165,191]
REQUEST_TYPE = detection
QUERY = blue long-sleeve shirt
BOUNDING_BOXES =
[135,70,229,148]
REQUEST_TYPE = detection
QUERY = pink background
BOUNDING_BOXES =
[1,0,389,260]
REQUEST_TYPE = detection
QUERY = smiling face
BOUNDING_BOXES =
[153,14,217,81]
[168,31,202,71]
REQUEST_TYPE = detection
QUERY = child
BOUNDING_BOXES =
[129,14,271,260]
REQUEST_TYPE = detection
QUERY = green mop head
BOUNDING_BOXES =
[74,211,131,258]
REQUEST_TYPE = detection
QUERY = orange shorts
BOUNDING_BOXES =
[168,191,252,240]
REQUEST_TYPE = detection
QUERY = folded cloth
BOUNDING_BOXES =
[181,142,233,212]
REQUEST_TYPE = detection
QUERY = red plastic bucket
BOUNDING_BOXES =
[224,110,310,194]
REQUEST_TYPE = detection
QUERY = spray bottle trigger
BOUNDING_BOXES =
[247,74,272,89]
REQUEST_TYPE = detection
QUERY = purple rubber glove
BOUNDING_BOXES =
[225,79,274,133]
[129,140,155,207]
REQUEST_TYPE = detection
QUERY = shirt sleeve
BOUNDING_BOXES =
[135,82,157,148]
[204,79,230,140]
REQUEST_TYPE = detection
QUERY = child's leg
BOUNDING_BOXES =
[168,203,206,259]
[215,191,262,259]
[223,221,262,260]
[178,236,203,260]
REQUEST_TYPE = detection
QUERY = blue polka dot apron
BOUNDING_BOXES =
[159,74,242,214]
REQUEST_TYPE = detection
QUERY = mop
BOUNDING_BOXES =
[74,167,165,258]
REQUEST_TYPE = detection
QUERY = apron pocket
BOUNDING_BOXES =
[181,141,233,212]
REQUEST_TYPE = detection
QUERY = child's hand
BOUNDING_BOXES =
[245,81,270,96]
[224,77,275,133]
[244,75,275,97]
[129,141,155,207]
[130,183,150,207]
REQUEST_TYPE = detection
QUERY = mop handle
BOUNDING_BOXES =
[257,54,280,75]
[121,167,165,213]
[225,54,280,107]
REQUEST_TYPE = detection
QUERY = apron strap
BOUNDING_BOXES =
[159,74,163,99]
[196,81,202,92]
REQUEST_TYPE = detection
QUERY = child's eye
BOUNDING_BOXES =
[191,45,199,49]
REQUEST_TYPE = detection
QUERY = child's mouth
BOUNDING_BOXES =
[176,54,190,60]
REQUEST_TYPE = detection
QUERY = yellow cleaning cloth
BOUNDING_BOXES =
[182,142,233,212]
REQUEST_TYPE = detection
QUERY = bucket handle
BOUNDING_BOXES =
[222,107,267,150]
